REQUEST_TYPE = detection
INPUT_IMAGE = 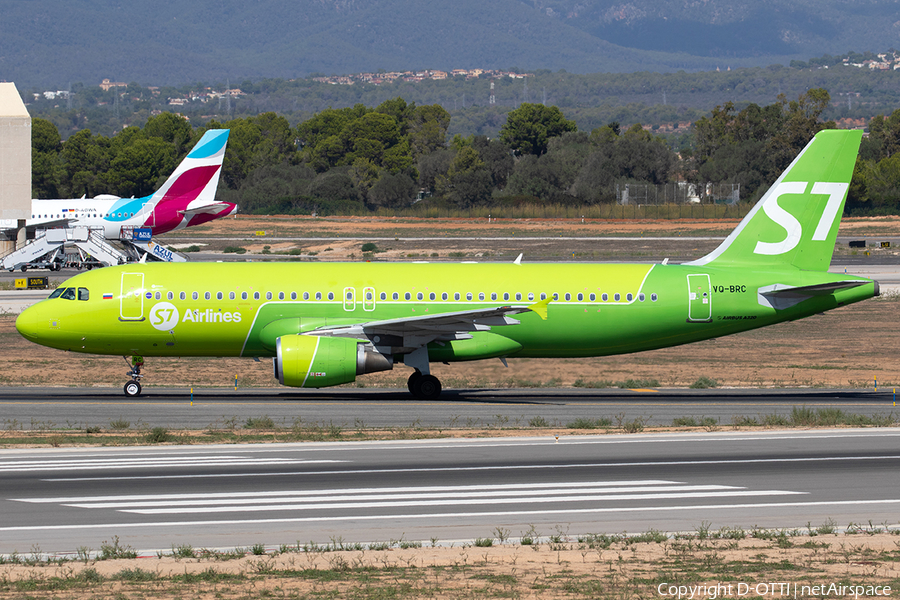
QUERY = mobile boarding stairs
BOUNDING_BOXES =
[1,226,186,272]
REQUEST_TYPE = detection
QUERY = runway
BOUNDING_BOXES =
[1,429,899,554]
[0,387,895,429]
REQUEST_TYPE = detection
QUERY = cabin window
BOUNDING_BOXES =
[291,292,297,300]
[279,292,285,300]
[527,293,534,301]
[405,292,411,300]
[626,293,633,301]
[303,292,309,300]
[155,292,162,300]
[255,292,261,300]
[380,292,386,300]
[478,293,485,301]
[540,293,547,300]
[179,292,186,300]
[552,293,559,300]
[167,291,174,300]
[228,291,235,300]
[429,292,435,300]
[491,292,497,300]
[614,293,621,301]
[454,292,460,300]
[577,293,583,301]
[315,292,322,300]
[204,292,211,300]
[242,292,248,300]
[601,293,608,301]
[366,291,373,300]
[564,293,571,301]
[327,292,334,300]
[442,292,448,300]
[638,293,645,302]
[216,292,223,300]
[78,288,90,301]
[651,293,658,302]
[417,292,424,300]
[503,292,510,301]
[589,293,595,301]
[466,293,473,301]
[392,292,399,300]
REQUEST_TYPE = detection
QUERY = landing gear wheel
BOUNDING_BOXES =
[407,371,422,394]
[124,381,142,397]
[411,374,442,400]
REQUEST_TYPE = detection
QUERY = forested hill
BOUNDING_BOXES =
[3,0,899,87]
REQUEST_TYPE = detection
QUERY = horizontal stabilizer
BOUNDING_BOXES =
[178,202,234,218]
[758,280,873,310]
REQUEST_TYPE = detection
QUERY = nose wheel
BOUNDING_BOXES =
[123,355,144,397]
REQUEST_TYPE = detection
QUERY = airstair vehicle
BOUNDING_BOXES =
[1,226,186,272]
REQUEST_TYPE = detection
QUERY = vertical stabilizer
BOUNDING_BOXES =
[686,129,862,272]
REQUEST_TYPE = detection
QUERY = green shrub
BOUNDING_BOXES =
[145,427,171,444]
[223,246,247,254]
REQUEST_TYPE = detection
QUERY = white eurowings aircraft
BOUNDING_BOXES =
[0,129,235,241]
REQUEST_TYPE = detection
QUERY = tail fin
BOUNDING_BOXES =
[148,129,229,206]
[686,129,862,272]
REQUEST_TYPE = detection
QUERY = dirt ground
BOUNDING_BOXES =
[1,532,898,599]
[160,214,900,262]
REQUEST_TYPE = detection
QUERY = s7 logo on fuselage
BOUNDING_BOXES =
[754,181,848,256]
[150,302,180,331]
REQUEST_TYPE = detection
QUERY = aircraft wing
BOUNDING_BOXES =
[757,280,873,310]
[310,297,550,348]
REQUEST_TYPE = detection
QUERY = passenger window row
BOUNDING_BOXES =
[143,290,660,303]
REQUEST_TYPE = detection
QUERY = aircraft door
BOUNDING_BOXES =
[120,272,145,321]
[686,274,712,323]
[363,287,375,311]
[343,287,356,312]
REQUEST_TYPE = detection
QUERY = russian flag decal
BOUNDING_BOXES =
[103,293,113,300]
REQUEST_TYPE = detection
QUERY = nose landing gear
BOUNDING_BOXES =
[123,355,144,397]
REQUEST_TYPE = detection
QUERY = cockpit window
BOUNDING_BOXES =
[78,288,89,301]
[60,288,77,300]
[49,288,64,299]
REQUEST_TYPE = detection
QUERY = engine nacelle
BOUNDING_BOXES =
[274,334,392,388]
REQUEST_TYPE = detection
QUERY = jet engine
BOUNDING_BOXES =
[274,334,392,388]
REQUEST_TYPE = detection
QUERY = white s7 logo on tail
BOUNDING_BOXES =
[753,181,849,256]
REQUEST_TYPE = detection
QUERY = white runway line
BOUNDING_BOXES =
[11,479,804,515]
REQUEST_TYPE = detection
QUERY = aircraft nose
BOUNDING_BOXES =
[15,305,41,342]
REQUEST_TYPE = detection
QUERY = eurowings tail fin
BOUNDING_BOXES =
[686,129,862,272]
[144,129,229,212]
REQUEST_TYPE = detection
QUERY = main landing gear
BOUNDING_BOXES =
[123,355,144,397]
[407,370,442,400]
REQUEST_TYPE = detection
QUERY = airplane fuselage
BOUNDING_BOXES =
[21,196,236,239]
[15,261,877,360]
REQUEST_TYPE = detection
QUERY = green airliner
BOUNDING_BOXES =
[15,129,878,399]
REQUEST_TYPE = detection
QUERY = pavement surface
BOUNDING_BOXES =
[1,428,898,554]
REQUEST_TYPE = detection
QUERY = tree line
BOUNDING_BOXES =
[28,90,900,216]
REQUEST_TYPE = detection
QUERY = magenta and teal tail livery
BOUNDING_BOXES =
[15,130,878,398]
[2,129,234,241]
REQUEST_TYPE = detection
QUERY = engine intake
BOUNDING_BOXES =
[274,335,392,388]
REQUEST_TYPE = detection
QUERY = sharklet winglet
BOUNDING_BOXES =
[527,295,551,320]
